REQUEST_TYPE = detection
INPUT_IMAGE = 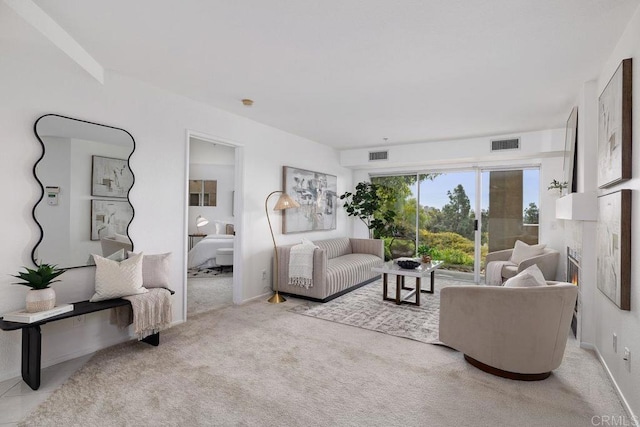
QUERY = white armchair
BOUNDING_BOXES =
[485,247,559,282]
[439,281,577,380]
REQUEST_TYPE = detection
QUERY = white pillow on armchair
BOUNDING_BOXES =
[504,264,547,288]
[510,240,546,264]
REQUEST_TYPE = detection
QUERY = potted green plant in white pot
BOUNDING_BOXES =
[548,179,568,196]
[12,263,66,312]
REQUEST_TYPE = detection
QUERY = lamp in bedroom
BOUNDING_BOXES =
[265,190,300,303]
[195,215,209,235]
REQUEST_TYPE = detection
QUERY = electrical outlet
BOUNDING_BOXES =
[262,269,267,280]
[613,333,618,353]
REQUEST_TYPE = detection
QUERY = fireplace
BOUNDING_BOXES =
[566,247,580,337]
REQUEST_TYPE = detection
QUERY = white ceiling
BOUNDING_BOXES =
[22,0,640,149]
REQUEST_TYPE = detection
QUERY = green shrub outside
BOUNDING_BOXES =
[380,230,488,268]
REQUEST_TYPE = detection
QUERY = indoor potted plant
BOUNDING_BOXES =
[548,179,568,195]
[339,182,396,239]
[12,263,66,312]
[417,244,432,263]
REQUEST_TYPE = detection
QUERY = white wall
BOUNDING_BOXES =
[589,4,640,417]
[346,129,567,266]
[0,5,351,382]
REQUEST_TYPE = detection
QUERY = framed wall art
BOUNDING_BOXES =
[91,199,134,241]
[282,166,337,233]
[91,155,134,198]
[597,58,632,188]
[596,189,631,310]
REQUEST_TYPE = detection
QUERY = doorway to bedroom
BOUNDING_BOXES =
[185,135,238,317]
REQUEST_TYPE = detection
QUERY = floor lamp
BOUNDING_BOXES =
[265,190,300,303]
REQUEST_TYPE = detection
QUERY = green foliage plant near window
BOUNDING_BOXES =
[339,182,397,239]
[419,230,488,270]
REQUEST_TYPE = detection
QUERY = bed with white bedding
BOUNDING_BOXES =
[188,234,234,268]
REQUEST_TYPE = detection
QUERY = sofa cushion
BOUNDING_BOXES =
[315,238,352,259]
[325,253,381,295]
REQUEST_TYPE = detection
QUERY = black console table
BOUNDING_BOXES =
[0,294,173,391]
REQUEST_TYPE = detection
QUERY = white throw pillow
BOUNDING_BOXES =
[510,240,546,264]
[215,222,223,234]
[504,264,547,288]
[90,252,147,302]
[128,251,172,289]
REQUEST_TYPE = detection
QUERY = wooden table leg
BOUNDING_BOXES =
[396,275,402,304]
[415,277,421,306]
[382,273,388,300]
[428,270,435,293]
[21,326,41,390]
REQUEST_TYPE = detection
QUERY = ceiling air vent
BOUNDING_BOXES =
[369,150,389,161]
[491,138,520,152]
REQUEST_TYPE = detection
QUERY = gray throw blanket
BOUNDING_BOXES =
[110,288,173,339]
[485,261,514,286]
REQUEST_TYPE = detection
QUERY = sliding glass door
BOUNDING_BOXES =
[417,171,478,281]
[372,166,539,283]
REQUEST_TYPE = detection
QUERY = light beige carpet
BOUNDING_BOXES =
[187,274,233,316]
[20,296,629,426]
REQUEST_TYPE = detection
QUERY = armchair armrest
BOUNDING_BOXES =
[517,251,559,280]
[485,249,513,264]
[350,238,384,259]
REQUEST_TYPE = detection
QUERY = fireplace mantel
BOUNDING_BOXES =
[555,192,597,221]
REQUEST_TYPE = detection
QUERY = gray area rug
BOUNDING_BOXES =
[289,274,468,344]
[19,297,629,427]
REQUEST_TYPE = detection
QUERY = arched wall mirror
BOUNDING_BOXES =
[32,114,136,269]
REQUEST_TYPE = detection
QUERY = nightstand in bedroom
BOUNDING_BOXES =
[189,234,207,250]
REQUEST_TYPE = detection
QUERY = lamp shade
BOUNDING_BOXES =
[196,215,209,227]
[273,193,300,211]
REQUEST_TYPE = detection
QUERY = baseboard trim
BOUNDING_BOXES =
[593,346,637,425]
[240,291,273,305]
[580,342,595,351]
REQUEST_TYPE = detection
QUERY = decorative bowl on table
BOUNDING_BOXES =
[397,259,421,269]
